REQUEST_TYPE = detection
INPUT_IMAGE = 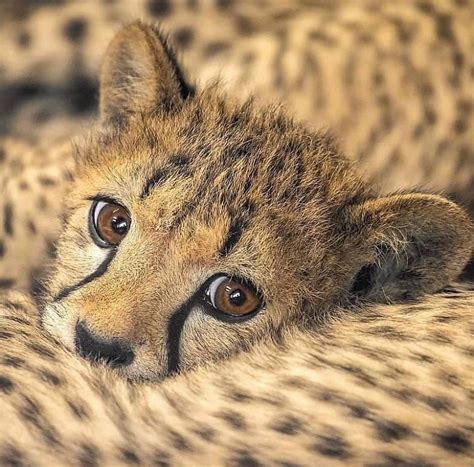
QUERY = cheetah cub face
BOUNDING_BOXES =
[42,22,472,381]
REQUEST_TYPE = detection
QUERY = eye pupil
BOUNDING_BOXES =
[112,216,129,235]
[228,289,246,307]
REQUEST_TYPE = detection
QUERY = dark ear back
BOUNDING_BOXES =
[99,21,193,124]
[345,193,472,301]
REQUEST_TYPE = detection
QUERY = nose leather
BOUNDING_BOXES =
[75,321,134,367]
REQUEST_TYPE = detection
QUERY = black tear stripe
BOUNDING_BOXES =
[53,249,117,302]
[166,299,194,376]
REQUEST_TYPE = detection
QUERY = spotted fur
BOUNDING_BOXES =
[0,0,472,211]
[0,285,473,465]
[0,8,473,464]
[29,21,471,382]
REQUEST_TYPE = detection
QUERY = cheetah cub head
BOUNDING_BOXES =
[42,21,472,381]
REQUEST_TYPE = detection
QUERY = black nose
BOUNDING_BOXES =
[75,322,134,367]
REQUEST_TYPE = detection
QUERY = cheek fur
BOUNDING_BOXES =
[42,303,77,350]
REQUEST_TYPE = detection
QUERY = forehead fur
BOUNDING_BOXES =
[76,89,370,227]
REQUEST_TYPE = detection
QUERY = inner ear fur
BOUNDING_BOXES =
[344,193,473,301]
[99,21,193,124]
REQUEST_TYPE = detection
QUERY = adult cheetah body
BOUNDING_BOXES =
[0,286,473,466]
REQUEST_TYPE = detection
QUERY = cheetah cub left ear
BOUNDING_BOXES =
[99,21,194,124]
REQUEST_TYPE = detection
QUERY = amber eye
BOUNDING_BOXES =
[90,200,131,247]
[205,275,262,317]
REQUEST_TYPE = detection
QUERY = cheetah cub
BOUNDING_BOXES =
[41,21,472,382]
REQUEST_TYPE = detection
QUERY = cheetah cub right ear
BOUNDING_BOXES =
[99,21,194,125]
[342,193,473,302]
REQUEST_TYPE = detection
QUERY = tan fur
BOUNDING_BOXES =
[32,22,471,382]
[0,286,473,465]
[0,9,472,465]
[0,0,472,211]
[0,137,73,295]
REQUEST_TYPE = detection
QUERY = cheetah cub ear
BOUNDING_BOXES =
[345,193,472,301]
[99,21,193,124]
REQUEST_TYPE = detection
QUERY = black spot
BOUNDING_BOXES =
[271,415,302,435]
[308,30,337,46]
[0,445,24,467]
[4,203,13,236]
[435,429,470,453]
[38,370,63,387]
[424,108,437,125]
[2,355,25,368]
[30,268,46,299]
[0,331,13,340]
[147,0,171,16]
[17,30,31,48]
[192,426,215,441]
[173,27,194,49]
[0,148,5,162]
[63,17,87,43]
[435,13,455,43]
[204,41,230,58]
[0,278,15,289]
[0,375,14,394]
[229,390,252,403]
[37,175,56,186]
[232,451,261,467]
[27,220,37,235]
[369,326,410,341]
[219,410,247,430]
[46,238,57,259]
[376,420,411,442]
[37,195,48,211]
[216,0,233,8]
[375,453,432,467]
[66,399,90,420]
[411,122,425,139]
[243,53,256,69]
[416,1,434,14]
[340,364,377,386]
[67,75,98,114]
[26,342,56,360]
[33,108,53,124]
[0,239,4,257]
[152,451,170,467]
[3,315,29,325]
[348,404,369,419]
[235,15,255,35]
[389,17,415,43]
[423,396,452,412]
[169,431,193,452]
[121,448,140,465]
[79,442,100,467]
[313,433,350,459]
[453,117,467,134]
